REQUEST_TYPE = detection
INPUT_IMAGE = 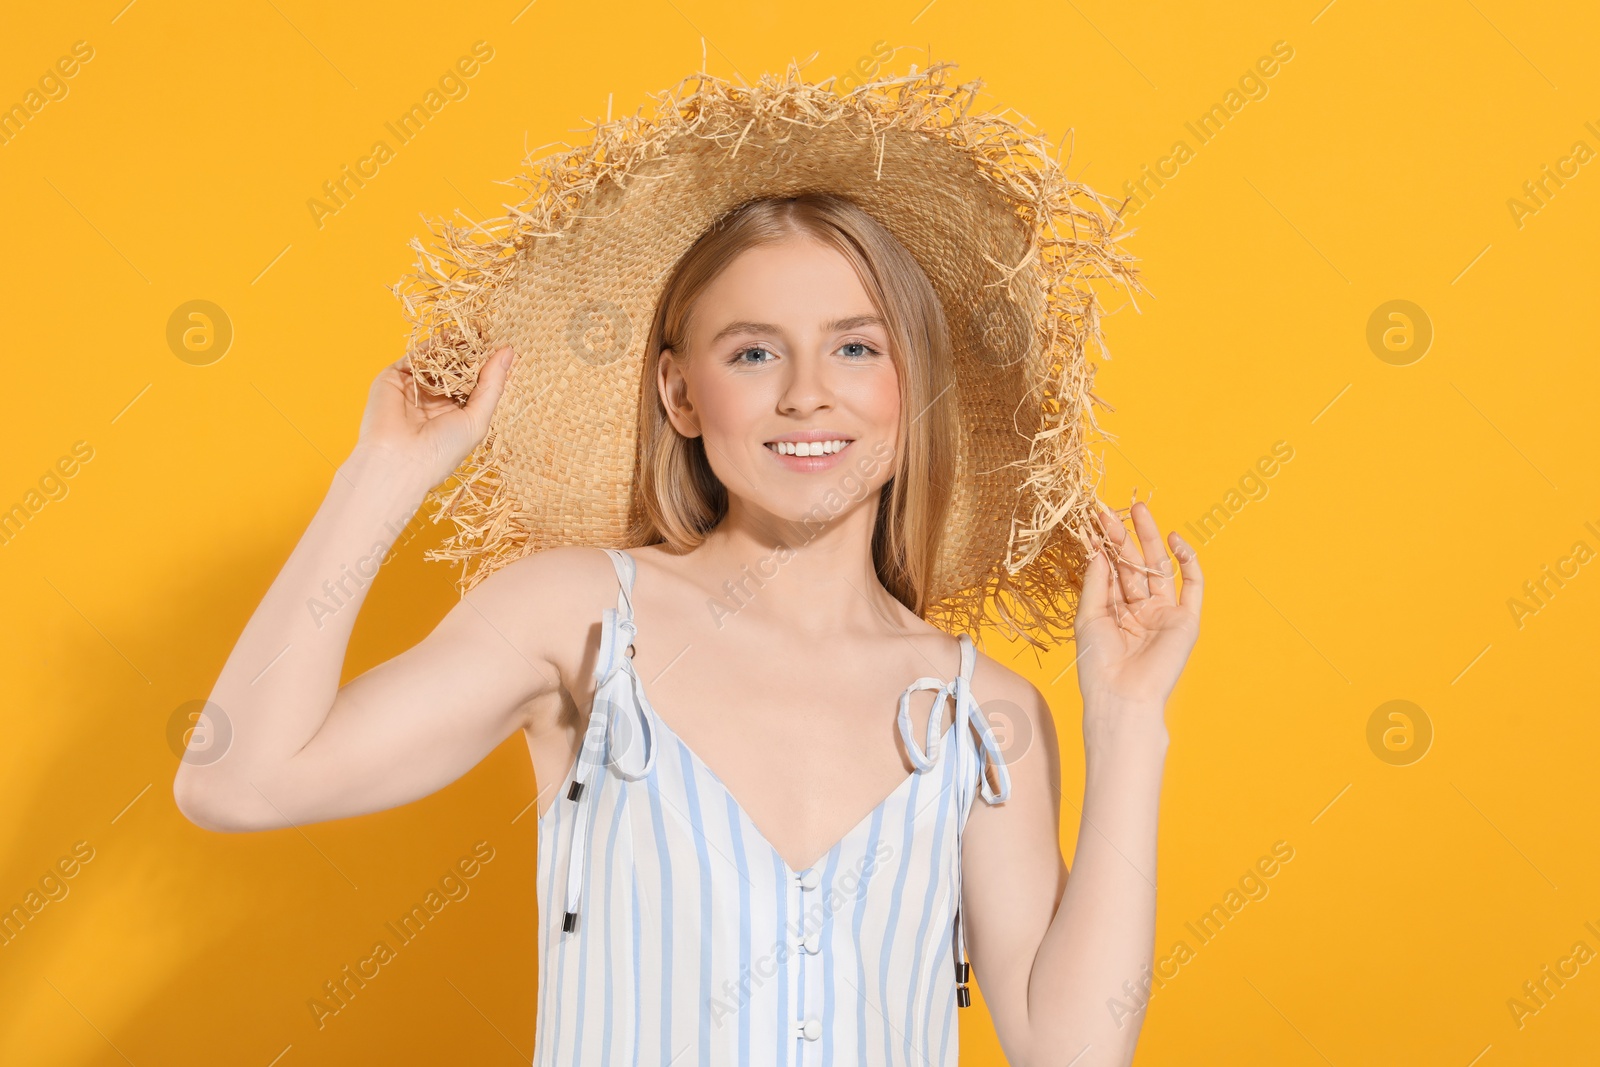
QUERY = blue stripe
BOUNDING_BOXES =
[921,883,953,1062]
[820,844,843,1067]
[726,792,752,1063]
[881,774,923,1065]
[936,726,972,1066]
[775,852,789,1067]
[631,874,642,1067]
[648,756,675,1060]
[600,789,627,1066]
[911,736,958,1060]
[855,807,886,1066]
[679,743,715,1066]
[936,962,957,1067]
[573,780,607,1064]
[796,872,806,1056]
[926,925,955,1060]
[547,804,570,1064]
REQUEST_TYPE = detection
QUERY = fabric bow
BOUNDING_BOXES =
[894,671,1013,804]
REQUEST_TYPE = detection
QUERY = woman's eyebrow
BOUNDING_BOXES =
[708,314,887,343]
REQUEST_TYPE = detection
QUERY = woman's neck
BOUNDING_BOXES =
[684,508,904,637]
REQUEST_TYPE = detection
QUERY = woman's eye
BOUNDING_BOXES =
[731,341,880,364]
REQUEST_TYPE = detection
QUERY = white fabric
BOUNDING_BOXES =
[533,548,1011,1065]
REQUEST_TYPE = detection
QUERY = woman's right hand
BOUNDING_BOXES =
[351,345,517,484]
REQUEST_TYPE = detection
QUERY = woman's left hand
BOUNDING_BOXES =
[1073,499,1203,735]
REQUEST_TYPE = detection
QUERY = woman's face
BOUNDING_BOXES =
[659,236,901,524]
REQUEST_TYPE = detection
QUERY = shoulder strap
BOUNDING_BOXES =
[600,548,636,620]
[951,631,1010,802]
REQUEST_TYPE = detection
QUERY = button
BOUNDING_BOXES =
[797,868,821,890]
[801,931,820,954]
[798,1017,821,1041]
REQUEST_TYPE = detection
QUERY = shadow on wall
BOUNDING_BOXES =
[2,516,547,1063]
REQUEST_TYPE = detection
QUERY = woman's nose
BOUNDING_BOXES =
[777,350,835,413]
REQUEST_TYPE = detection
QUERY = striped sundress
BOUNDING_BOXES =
[533,547,1013,1066]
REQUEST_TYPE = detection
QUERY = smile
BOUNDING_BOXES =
[763,439,853,456]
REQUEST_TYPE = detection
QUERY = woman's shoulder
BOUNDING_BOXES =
[461,544,636,666]
[962,638,1054,735]
[896,614,1050,714]
[484,543,628,597]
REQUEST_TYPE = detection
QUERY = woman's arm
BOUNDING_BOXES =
[960,500,1202,1067]
[171,348,565,831]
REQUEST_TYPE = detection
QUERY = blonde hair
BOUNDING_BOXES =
[630,193,958,622]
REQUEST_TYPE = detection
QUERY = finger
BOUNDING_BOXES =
[461,346,516,432]
[375,351,421,384]
[1168,530,1204,618]
[1093,507,1132,625]
[1131,501,1174,601]
[390,353,421,407]
[1100,506,1149,604]
[1078,536,1113,624]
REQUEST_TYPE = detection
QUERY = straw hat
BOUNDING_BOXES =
[391,54,1141,650]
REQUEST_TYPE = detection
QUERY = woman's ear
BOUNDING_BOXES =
[657,346,701,438]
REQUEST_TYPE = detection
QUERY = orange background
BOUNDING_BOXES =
[3,1,1598,1064]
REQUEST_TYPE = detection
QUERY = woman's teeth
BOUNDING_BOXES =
[766,439,851,456]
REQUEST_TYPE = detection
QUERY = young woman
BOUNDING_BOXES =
[173,70,1202,1067]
